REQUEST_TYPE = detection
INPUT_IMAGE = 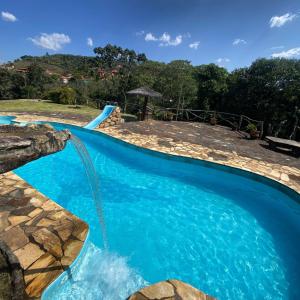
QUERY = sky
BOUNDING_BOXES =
[0,0,300,70]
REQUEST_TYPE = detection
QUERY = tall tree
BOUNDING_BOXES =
[195,64,228,110]
[93,44,147,108]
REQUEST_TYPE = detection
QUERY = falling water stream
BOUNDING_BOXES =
[42,134,147,299]
[70,134,108,249]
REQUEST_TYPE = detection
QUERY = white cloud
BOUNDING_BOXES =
[145,33,157,41]
[168,35,182,46]
[87,37,93,47]
[269,13,297,28]
[216,58,230,66]
[271,47,300,58]
[136,30,145,36]
[145,32,182,46]
[233,38,247,46]
[29,33,71,51]
[159,33,182,46]
[1,11,17,22]
[159,32,171,43]
[216,58,230,63]
[189,41,200,50]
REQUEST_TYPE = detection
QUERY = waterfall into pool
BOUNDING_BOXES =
[70,135,108,249]
[42,133,148,299]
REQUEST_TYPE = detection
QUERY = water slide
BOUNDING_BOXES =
[84,105,116,130]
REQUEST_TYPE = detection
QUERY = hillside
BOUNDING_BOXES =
[10,54,98,76]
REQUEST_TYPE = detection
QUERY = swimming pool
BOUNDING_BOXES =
[0,115,15,124]
[14,123,300,300]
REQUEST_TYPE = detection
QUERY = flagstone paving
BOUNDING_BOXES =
[0,172,88,299]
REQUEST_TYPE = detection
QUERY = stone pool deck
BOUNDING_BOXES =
[0,172,88,299]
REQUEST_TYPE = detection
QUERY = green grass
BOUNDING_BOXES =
[0,99,138,122]
[0,99,101,119]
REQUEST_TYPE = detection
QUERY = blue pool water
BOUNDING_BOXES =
[15,123,300,300]
[0,115,15,124]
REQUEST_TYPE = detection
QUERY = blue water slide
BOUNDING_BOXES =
[84,105,116,130]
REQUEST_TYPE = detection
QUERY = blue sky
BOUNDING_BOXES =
[0,0,300,70]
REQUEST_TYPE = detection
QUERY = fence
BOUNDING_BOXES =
[151,107,264,138]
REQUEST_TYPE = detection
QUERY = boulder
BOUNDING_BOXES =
[127,279,215,300]
[0,124,70,174]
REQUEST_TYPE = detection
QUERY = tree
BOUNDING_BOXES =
[236,58,300,137]
[195,64,228,110]
[0,69,25,99]
[155,60,198,112]
[94,44,147,109]
[27,63,46,87]
[225,68,249,114]
[23,63,50,98]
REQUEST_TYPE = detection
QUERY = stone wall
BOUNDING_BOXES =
[98,106,123,128]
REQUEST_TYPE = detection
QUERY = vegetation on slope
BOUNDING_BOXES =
[12,54,97,76]
[0,44,300,139]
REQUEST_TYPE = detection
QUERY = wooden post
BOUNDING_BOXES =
[238,115,243,131]
[260,121,264,138]
[141,96,149,121]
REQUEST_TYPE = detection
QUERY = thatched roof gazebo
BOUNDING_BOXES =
[127,86,162,121]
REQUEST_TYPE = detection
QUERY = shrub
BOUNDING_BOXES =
[44,86,76,105]
[153,110,174,121]
[246,123,257,133]
[246,123,258,139]
[59,87,76,105]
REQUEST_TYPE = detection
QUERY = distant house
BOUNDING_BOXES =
[16,67,29,73]
[97,65,122,79]
[45,69,55,76]
[0,64,15,71]
[60,74,73,84]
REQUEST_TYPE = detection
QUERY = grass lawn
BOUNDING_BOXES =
[0,99,137,122]
[0,99,102,119]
